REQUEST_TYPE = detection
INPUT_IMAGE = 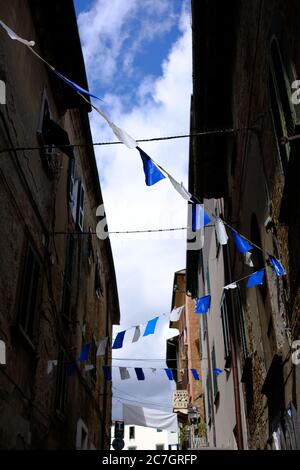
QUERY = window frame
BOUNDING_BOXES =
[17,241,42,346]
[220,292,232,368]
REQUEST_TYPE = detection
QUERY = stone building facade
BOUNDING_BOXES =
[0,0,120,449]
[167,269,204,448]
[190,0,300,449]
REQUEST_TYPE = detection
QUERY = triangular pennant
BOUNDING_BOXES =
[191,369,200,380]
[143,317,159,337]
[137,148,166,186]
[244,251,254,267]
[112,331,126,350]
[246,269,265,288]
[53,70,102,101]
[215,218,228,245]
[66,362,76,377]
[167,174,192,201]
[0,20,35,46]
[96,337,108,356]
[224,283,237,290]
[78,343,90,362]
[132,326,141,343]
[191,203,211,231]
[135,368,145,381]
[47,360,57,375]
[103,366,112,381]
[170,306,184,322]
[213,368,223,376]
[119,367,131,380]
[231,229,253,253]
[109,122,137,149]
[269,255,286,277]
[164,368,175,380]
[84,364,95,371]
[195,295,211,314]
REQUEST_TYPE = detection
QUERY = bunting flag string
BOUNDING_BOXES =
[0,21,287,344]
[0,18,286,275]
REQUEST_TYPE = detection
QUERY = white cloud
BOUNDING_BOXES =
[77,1,192,420]
[78,0,180,86]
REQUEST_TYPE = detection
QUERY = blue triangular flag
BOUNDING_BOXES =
[191,369,200,380]
[53,70,102,101]
[112,331,126,349]
[195,295,211,314]
[143,317,159,337]
[103,366,112,381]
[191,203,211,230]
[66,362,76,376]
[164,368,175,380]
[78,343,90,362]
[246,269,265,288]
[137,148,166,186]
[231,229,253,253]
[213,368,223,376]
[269,255,286,277]
[135,368,145,381]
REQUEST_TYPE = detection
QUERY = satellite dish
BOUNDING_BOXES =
[112,438,125,450]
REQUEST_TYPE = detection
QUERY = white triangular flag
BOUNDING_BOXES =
[96,337,108,356]
[47,360,58,374]
[215,218,228,245]
[132,326,141,343]
[85,364,95,371]
[109,122,137,149]
[244,251,254,267]
[0,340,6,365]
[170,306,184,322]
[93,105,137,148]
[224,283,238,290]
[119,367,130,380]
[0,20,35,46]
[167,174,192,201]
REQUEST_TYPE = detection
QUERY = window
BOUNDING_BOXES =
[211,345,219,401]
[37,96,73,175]
[17,242,41,342]
[269,39,296,176]
[55,347,68,414]
[67,157,76,203]
[95,251,103,298]
[220,293,231,368]
[156,444,164,450]
[76,181,85,232]
[62,235,77,321]
[236,286,248,361]
[129,426,135,440]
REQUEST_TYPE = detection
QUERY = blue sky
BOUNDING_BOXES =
[74,0,192,423]
[74,0,185,107]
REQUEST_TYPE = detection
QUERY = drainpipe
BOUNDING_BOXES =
[225,245,244,449]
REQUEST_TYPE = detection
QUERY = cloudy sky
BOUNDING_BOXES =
[74,0,192,420]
